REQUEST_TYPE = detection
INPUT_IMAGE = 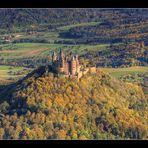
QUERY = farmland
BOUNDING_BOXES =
[0,42,110,60]
[0,65,32,85]
[100,66,148,78]
[100,66,148,91]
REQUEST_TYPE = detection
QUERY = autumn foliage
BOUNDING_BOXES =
[0,69,147,139]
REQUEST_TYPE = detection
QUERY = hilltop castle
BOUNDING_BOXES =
[50,49,96,79]
[51,49,81,78]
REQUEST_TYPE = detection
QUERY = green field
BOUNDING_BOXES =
[100,66,148,78]
[58,21,100,31]
[0,42,109,60]
[0,65,32,81]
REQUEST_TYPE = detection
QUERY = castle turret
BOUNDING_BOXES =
[58,49,65,73]
[52,51,57,63]
[59,48,64,60]
[71,56,77,76]
[64,56,69,75]
[75,55,80,73]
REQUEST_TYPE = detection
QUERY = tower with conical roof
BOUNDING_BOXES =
[59,48,64,60]
[75,55,80,73]
[52,51,57,63]
[71,56,77,76]
[58,49,65,73]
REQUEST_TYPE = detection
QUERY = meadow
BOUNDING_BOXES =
[0,42,109,60]
[100,66,148,78]
[0,65,32,84]
[58,21,100,31]
[100,66,148,85]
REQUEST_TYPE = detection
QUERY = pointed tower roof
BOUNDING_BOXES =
[59,48,64,58]
[52,50,57,62]
[52,50,56,56]
[75,55,78,60]
[72,56,75,61]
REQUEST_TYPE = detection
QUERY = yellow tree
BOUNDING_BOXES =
[0,128,4,139]
[57,129,67,139]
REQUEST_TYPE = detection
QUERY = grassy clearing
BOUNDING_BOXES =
[0,42,109,60]
[0,65,32,80]
[100,66,148,78]
[58,21,101,31]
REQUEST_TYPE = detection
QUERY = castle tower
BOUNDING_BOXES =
[59,49,65,73]
[71,56,77,76]
[64,56,69,75]
[52,51,57,63]
[75,55,80,73]
[59,48,64,60]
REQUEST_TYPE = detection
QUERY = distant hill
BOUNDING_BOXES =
[0,9,147,68]
[0,9,102,31]
[0,8,148,32]
[0,66,147,139]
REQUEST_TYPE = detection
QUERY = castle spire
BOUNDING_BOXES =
[75,55,80,73]
[72,56,75,61]
[75,55,78,60]
[52,50,56,56]
[59,48,64,59]
[52,50,57,62]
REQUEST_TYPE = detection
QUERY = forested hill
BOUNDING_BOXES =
[0,67,147,139]
[0,9,148,31]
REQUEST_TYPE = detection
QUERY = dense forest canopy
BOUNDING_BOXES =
[0,9,148,31]
[0,67,147,140]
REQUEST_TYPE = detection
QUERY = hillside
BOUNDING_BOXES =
[0,9,111,32]
[0,68,147,139]
[0,9,147,31]
[0,9,148,140]
[0,8,148,69]
[0,8,147,70]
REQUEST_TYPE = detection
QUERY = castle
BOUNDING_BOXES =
[50,49,96,79]
[51,49,81,78]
